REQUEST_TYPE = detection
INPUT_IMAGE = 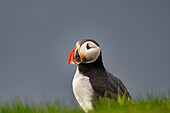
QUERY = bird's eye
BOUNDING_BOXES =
[86,43,91,50]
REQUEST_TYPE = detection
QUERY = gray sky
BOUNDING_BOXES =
[0,0,170,105]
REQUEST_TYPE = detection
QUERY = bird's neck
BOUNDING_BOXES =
[78,54,106,78]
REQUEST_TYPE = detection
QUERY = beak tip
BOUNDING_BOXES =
[68,60,77,65]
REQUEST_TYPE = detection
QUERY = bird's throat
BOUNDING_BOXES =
[78,53,106,78]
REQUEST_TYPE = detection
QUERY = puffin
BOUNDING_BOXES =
[68,39,131,112]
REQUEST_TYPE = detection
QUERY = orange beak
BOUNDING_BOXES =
[68,47,78,64]
[68,45,84,64]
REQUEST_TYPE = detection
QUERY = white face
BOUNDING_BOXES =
[79,41,100,63]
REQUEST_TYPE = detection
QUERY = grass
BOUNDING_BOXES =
[90,94,170,113]
[0,98,83,113]
[0,94,170,113]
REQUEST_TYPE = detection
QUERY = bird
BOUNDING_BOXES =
[68,39,131,112]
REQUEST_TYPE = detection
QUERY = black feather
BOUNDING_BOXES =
[78,52,131,99]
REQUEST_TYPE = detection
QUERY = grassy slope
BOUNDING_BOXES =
[0,95,170,113]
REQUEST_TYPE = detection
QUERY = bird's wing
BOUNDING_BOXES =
[110,74,131,98]
[90,73,131,99]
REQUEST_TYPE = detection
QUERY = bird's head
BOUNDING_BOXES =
[68,39,101,64]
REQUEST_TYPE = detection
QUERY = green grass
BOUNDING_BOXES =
[0,98,83,113]
[0,95,170,113]
[90,94,170,113]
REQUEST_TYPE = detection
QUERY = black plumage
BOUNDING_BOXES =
[78,45,131,100]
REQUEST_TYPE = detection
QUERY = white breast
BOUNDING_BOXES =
[72,67,94,112]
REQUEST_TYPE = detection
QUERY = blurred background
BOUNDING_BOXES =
[0,0,170,105]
